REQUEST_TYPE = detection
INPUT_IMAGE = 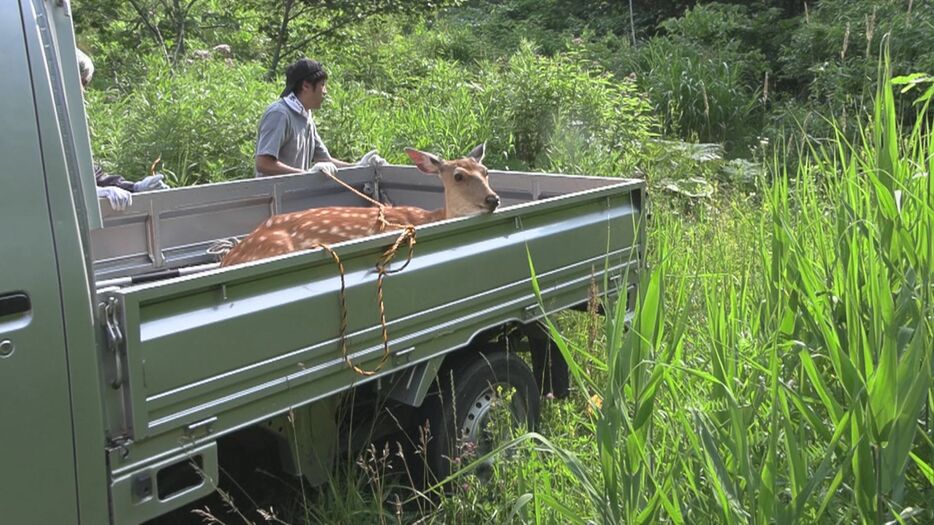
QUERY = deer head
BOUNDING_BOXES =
[219,144,499,267]
[405,143,500,218]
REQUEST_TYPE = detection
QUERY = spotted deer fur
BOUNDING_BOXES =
[220,144,498,266]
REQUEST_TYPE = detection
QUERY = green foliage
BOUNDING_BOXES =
[84,17,656,186]
[484,42,655,173]
[633,35,761,146]
[892,73,934,106]
[445,0,635,59]
[515,75,934,524]
[658,2,775,51]
[321,42,656,175]
[318,59,499,164]
[77,0,934,165]
[85,57,275,185]
[621,3,777,150]
[73,1,268,80]
[779,0,934,107]
[425,0,934,160]
[73,4,934,520]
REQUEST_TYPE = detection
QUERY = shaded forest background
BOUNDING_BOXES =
[74,0,934,188]
[73,4,934,523]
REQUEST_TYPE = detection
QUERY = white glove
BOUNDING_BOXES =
[357,149,387,167]
[97,186,132,211]
[309,161,338,176]
[133,173,170,192]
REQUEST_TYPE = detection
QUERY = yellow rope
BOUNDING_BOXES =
[318,170,418,376]
[149,155,162,177]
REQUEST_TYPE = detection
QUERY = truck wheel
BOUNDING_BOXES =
[422,350,540,482]
[526,321,570,399]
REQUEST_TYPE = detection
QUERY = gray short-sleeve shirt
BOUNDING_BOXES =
[254,99,330,177]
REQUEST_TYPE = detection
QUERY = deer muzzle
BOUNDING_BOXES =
[484,194,501,212]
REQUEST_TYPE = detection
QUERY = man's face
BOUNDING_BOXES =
[302,79,327,110]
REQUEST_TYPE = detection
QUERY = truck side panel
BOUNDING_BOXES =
[104,183,642,478]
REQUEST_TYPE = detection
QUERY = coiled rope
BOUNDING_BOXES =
[205,170,416,376]
[318,170,417,376]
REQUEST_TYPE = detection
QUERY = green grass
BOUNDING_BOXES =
[341,70,932,525]
[538,71,931,524]
[177,71,932,525]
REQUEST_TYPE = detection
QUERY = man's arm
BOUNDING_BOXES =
[94,163,136,191]
[257,154,344,176]
[309,123,352,168]
[255,154,305,176]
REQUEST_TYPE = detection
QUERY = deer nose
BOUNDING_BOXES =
[485,194,501,210]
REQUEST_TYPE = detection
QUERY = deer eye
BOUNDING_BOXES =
[454,172,464,182]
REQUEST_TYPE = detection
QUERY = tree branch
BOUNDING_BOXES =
[126,0,170,63]
[283,8,383,56]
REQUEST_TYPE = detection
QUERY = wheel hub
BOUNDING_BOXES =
[459,382,528,477]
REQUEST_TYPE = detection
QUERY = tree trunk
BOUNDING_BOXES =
[171,0,186,65]
[267,0,295,80]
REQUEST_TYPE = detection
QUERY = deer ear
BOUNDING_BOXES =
[405,147,443,175]
[467,142,486,163]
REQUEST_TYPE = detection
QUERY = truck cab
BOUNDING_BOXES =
[2,1,111,523]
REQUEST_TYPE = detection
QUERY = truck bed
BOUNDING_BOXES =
[94,166,644,483]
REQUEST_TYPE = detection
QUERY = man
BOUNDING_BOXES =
[254,58,385,177]
[77,48,169,210]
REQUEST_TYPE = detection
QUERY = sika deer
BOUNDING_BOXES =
[220,144,499,266]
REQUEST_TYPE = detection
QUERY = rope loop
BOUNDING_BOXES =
[319,170,419,376]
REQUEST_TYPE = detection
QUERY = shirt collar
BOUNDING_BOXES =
[283,92,310,120]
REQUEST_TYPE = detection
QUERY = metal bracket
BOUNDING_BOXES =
[523,301,543,321]
[109,435,134,460]
[391,346,415,366]
[185,416,217,439]
[103,297,125,388]
[364,170,394,205]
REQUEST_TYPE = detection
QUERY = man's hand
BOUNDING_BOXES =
[133,173,170,192]
[97,186,132,211]
[357,149,388,167]
[309,161,338,176]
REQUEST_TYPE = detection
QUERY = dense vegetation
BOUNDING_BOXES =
[74,1,933,523]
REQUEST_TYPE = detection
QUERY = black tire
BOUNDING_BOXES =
[421,350,540,482]
[526,321,571,399]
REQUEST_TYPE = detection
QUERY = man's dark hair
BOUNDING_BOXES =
[281,58,328,97]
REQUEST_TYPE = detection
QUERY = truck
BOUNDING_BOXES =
[1,1,645,523]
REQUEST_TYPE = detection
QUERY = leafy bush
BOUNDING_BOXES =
[319,59,498,164]
[86,38,657,186]
[634,36,761,146]
[483,42,655,174]
[619,3,778,150]
[765,0,934,145]
[86,56,276,185]
[441,0,634,59]
[779,0,934,108]
[321,40,656,176]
